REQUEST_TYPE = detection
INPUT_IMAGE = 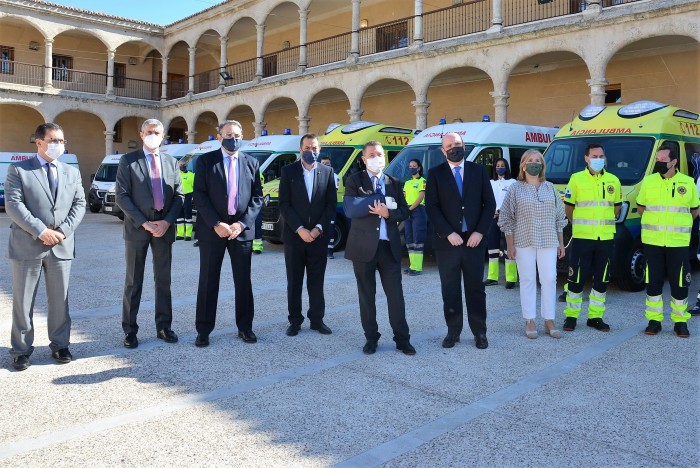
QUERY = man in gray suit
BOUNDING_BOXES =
[5,123,86,371]
[116,119,184,349]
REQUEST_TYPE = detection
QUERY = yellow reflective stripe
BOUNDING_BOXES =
[642,224,692,233]
[644,205,666,211]
[671,297,688,307]
[645,305,664,313]
[644,206,690,213]
[488,249,500,254]
[566,291,583,299]
[590,289,606,300]
[573,219,615,225]
[575,201,599,207]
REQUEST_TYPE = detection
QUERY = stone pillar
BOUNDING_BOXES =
[160,57,168,101]
[412,0,423,48]
[488,0,503,33]
[219,36,228,88]
[299,9,308,71]
[347,107,364,122]
[43,38,54,90]
[256,24,265,81]
[412,100,431,131]
[489,91,510,123]
[587,78,609,106]
[187,130,197,144]
[106,49,116,96]
[296,116,311,135]
[253,121,267,137]
[348,0,361,62]
[584,0,603,16]
[188,47,196,96]
[104,130,115,156]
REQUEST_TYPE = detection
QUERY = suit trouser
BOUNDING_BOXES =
[196,236,254,335]
[10,251,72,357]
[122,236,174,334]
[515,247,557,320]
[352,240,410,344]
[285,237,328,325]
[435,241,487,336]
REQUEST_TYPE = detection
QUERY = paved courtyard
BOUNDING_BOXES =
[0,213,698,467]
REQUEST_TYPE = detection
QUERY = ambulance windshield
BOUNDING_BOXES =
[544,136,655,185]
[94,164,119,182]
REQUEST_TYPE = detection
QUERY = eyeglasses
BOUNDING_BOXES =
[220,133,242,139]
[42,138,67,144]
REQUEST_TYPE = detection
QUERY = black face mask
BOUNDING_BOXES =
[301,151,319,165]
[654,161,670,174]
[408,167,419,175]
[179,166,187,172]
[221,137,241,153]
[445,146,465,163]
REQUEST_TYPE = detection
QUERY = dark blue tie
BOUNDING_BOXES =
[372,175,382,194]
[453,166,467,231]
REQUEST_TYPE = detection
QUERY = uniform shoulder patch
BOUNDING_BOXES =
[564,189,572,199]
[607,185,615,194]
[678,185,687,195]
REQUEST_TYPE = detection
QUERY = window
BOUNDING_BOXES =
[1,46,14,75]
[473,147,502,178]
[113,121,123,143]
[376,21,409,52]
[52,54,73,81]
[605,83,622,105]
[263,54,277,78]
[508,147,532,179]
[114,62,126,88]
[263,153,297,182]
[685,142,700,181]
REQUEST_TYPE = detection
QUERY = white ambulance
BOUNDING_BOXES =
[1,152,80,210]
[89,153,123,213]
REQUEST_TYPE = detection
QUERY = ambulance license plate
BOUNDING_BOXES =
[104,206,112,212]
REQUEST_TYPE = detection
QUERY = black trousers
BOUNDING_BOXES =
[196,236,254,335]
[435,241,487,336]
[352,241,410,344]
[285,237,328,325]
[122,236,173,334]
[644,244,690,298]
[567,238,614,294]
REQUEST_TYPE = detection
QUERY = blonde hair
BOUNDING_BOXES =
[517,149,546,182]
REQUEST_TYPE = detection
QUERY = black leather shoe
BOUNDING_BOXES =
[475,333,488,349]
[674,322,690,338]
[193,240,199,247]
[157,328,179,343]
[310,321,332,335]
[505,282,516,289]
[51,348,72,364]
[563,317,577,331]
[176,236,184,240]
[185,237,192,241]
[123,333,138,349]
[442,333,460,348]
[195,334,209,347]
[586,318,610,332]
[286,324,301,336]
[363,340,378,354]
[644,320,662,335]
[238,330,257,343]
[12,355,30,371]
[483,279,498,286]
[396,342,416,355]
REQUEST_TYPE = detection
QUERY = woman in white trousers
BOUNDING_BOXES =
[498,150,568,339]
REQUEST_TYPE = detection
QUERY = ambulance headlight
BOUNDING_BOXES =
[91,184,98,190]
[616,202,629,224]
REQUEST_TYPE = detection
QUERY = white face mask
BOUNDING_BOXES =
[365,156,385,174]
[143,134,163,150]
[45,143,65,160]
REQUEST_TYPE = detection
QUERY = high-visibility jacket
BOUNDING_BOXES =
[403,177,426,205]
[181,171,194,195]
[636,171,699,247]
[564,169,622,240]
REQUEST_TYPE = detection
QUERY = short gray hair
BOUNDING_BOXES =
[218,120,242,134]
[141,119,164,132]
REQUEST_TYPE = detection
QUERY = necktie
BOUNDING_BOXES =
[453,166,467,231]
[148,154,165,211]
[372,176,382,194]
[46,163,57,200]
[227,155,238,215]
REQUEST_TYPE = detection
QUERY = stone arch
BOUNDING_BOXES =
[0,13,50,41]
[425,66,495,127]
[305,88,351,134]
[193,111,220,143]
[0,103,48,154]
[226,105,256,137]
[53,109,108,188]
[260,96,301,135]
[357,78,417,128]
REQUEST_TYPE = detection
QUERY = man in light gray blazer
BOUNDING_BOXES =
[5,123,86,371]
[115,119,184,349]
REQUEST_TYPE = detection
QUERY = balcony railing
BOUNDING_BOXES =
[603,0,639,6]
[359,17,415,56]
[113,77,161,100]
[504,0,582,27]
[193,69,220,94]
[306,32,351,68]
[223,57,257,86]
[423,0,490,43]
[0,60,43,86]
[52,68,107,94]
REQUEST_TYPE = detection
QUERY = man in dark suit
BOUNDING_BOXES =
[5,123,86,371]
[193,120,263,346]
[116,118,184,349]
[426,132,496,350]
[344,141,415,355]
[279,134,337,336]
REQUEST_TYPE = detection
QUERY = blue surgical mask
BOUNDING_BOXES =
[496,167,506,176]
[221,137,241,153]
[301,151,319,165]
[408,167,419,175]
[589,158,605,172]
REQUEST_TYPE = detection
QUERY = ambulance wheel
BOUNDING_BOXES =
[617,241,646,292]
[331,218,348,251]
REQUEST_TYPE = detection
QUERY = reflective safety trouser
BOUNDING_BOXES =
[176,193,193,238]
[405,205,427,272]
[644,244,691,322]
[253,211,263,252]
[486,221,517,282]
[564,238,612,319]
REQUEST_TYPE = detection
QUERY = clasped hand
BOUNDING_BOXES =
[368,200,389,219]
[39,228,65,246]
[142,220,170,238]
[213,221,243,240]
[298,227,321,243]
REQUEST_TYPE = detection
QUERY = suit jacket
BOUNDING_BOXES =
[344,171,409,263]
[278,161,337,244]
[425,160,496,251]
[115,149,184,242]
[5,156,86,260]
[193,148,263,242]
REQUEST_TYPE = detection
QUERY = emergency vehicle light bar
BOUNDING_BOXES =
[579,105,606,121]
[618,100,667,118]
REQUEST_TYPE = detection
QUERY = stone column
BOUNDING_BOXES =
[584,0,603,16]
[412,0,423,48]
[412,100,431,131]
[43,38,54,90]
[488,0,503,33]
[253,121,267,137]
[299,9,308,71]
[296,115,311,135]
[348,0,361,62]
[104,130,115,156]
[188,47,196,96]
[160,57,168,101]
[489,91,510,123]
[256,24,265,81]
[347,107,364,122]
[106,49,116,96]
[187,130,197,144]
[587,78,609,106]
[219,36,228,88]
